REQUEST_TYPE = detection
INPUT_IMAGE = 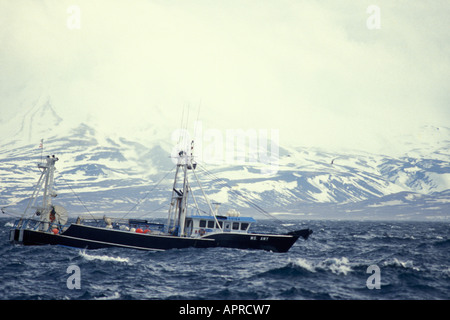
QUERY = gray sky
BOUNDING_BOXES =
[1,0,449,154]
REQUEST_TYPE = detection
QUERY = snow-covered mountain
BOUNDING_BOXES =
[1,98,449,221]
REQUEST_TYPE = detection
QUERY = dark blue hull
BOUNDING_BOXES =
[10,224,312,253]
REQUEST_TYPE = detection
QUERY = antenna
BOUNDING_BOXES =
[194,100,201,137]
[183,104,190,150]
[177,103,192,153]
[177,105,185,146]
[39,139,44,163]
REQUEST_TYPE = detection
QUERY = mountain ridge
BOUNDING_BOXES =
[1,98,449,220]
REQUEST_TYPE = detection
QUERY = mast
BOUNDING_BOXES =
[166,162,180,233]
[167,150,192,236]
[23,155,59,230]
[167,140,225,236]
[178,155,189,236]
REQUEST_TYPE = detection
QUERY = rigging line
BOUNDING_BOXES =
[121,164,177,219]
[3,215,66,227]
[205,171,264,212]
[1,207,26,218]
[177,103,192,150]
[178,105,186,145]
[193,102,202,145]
[134,203,168,219]
[196,164,265,213]
[185,103,190,131]
[23,167,47,218]
[188,183,201,214]
[191,166,222,230]
[183,103,191,150]
[59,176,97,222]
[196,101,201,123]
[196,163,291,229]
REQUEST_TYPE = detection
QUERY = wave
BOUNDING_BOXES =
[2,220,448,300]
[381,258,420,271]
[443,268,450,277]
[281,223,295,227]
[353,234,376,240]
[433,238,450,248]
[79,249,130,263]
[94,292,121,300]
[290,257,353,275]
[293,257,317,273]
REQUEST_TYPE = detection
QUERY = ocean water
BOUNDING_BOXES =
[0,219,449,300]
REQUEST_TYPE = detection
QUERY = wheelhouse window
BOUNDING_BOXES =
[196,219,251,231]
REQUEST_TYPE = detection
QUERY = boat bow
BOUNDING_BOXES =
[287,228,313,240]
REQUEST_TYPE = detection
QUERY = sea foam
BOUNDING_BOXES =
[79,249,130,263]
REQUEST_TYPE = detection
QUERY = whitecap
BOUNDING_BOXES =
[4,222,14,227]
[79,249,130,263]
[292,257,353,275]
[293,258,316,273]
[94,292,121,300]
[383,258,420,271]
[320,257,352,275]
[353,234,375,240]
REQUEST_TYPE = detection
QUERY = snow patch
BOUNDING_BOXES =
[368,200,404,207]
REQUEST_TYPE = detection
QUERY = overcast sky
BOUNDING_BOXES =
[0,0,449,154]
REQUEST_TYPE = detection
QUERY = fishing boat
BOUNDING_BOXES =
[7,149,312,253]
